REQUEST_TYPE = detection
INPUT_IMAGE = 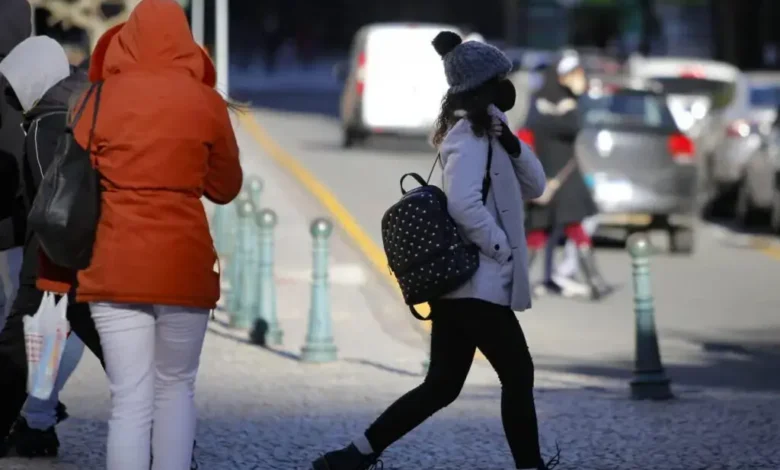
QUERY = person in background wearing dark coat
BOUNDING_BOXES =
[0,38,105,458]
[0,0,33,318]
[524,51,611,301]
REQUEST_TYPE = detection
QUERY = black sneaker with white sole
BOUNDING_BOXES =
[312,444,383,470]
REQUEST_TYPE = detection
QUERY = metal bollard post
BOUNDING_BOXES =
[626,233,673,400]
[215,189,244,258]
[251,208,284,346]
[209,204,224,248]
[247,176,264,208]
[235,201,261,329]
[219,189,249,300]
[301,218,338,363]
[228,199,255,324]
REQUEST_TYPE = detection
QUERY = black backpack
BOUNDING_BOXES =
[381,141,493,320]
[27,82,103,270]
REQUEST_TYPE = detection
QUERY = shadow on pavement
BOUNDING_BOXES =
[342,358,422,378]
[207,320,303,362]
[541,328,780,392]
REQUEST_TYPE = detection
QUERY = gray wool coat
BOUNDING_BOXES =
[439,105,546,312]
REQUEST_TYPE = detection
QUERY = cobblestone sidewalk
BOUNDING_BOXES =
[5,328,780,470]
[4,124,779,470]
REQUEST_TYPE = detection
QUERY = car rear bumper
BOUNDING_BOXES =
[592,171,697,222]
[352,122,433,138]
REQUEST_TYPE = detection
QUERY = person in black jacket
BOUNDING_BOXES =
[0,39,104,458]
[524,52,610,300]
[0,0,32,253]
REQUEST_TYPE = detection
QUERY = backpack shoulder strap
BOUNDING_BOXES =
[68,82,99,127]
[481,140,493,204]
[409,305,432,321]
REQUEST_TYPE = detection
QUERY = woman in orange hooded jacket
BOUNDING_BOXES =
[37,1,242,468]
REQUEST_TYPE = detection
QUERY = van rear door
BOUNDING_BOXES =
[361,25,456,132]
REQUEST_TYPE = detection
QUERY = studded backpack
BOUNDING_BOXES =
[381,141,493,320]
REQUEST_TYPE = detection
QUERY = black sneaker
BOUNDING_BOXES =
[55,402,69,424]
[312,444,383,470]
[538,444,562,470]
[12,417,59,458]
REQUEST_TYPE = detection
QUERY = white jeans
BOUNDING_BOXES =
[90,303,209,470]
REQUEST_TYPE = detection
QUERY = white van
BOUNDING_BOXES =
[334,23,463,147]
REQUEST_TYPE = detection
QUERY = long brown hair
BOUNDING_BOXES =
[225,97,250,115]
[432,77,500,147]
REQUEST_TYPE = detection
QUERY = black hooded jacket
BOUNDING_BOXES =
[10,66,89,314]
[524,60,597,231]
[0,0,32,249]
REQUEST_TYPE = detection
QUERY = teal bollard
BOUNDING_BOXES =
[228,199,255,325]
[251,208,284,346]
[214,197,239,258]
[235,201,261,329]
[209,204,223,246]
[301,218,338,363]
[626,233,673,400]
[247,176,264,208]
[221,190,250,309]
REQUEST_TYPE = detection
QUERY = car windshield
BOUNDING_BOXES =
[652,77,736,110]
[580,91,678,132]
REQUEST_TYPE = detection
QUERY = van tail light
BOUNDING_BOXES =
[516,128,535,151]
[356,51,366,96]
[668,133,695,163]
[726,119,753,138]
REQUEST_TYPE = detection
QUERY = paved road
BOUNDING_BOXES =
[5,118,780,470]
[252,109,780,393]
[7,323,780,470]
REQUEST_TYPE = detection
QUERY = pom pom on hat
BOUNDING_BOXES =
[432,31,462,57]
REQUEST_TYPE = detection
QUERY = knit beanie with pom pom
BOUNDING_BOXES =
[432,31,513,94]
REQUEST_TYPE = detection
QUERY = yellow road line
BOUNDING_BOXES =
[759,244,780,261]
[239,112,433,324]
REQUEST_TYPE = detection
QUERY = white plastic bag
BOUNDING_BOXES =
[23,292,70,400]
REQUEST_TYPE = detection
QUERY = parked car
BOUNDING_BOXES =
[516,77,698,253]
[333,23,462,148]
[735,103,780,232]
[772,155,780,234]
[626,56,755,216]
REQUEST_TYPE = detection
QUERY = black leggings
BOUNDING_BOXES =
[365,298,542,469]
[0,286,104,438]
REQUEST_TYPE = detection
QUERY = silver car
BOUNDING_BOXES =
[575,79,698,254]
[739,118,780,227]
[625,57,768,217]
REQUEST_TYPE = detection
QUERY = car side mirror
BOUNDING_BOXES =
[333,62,348,82]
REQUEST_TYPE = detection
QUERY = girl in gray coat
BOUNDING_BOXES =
[312,32,559,470]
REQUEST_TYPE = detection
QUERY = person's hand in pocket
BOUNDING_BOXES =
[491,233,513,265]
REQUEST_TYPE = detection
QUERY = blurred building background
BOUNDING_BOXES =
[31,0,780,70]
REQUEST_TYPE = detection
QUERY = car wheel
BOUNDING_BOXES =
[770,188,780,234]
[342,128,366,148]
[735,182,760,227]
[669,228,694,254]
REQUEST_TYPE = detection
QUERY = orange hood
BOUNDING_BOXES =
[88,0,215,87]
